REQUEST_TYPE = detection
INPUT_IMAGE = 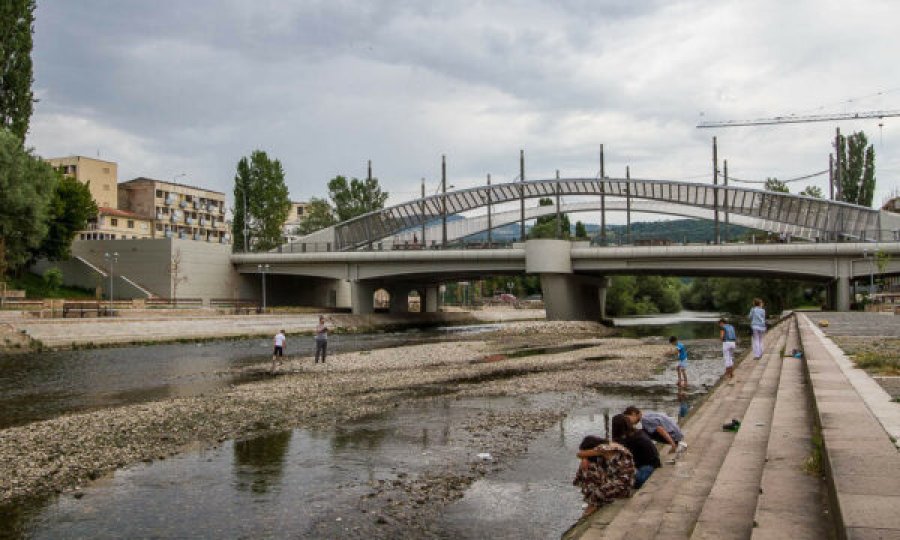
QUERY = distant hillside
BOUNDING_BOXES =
[462,218,752,243]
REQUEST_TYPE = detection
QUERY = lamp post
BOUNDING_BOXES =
[258,264,270,312]
[863,249,875,297]
[104,251,118,309]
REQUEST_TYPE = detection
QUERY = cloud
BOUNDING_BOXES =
[27,0,900,210]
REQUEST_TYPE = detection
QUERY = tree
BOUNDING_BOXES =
[574,221,587,239]
[799,185,823,198]
[294,197,336,236]
[232,150,291,252]
[0,0,35,142]
[170,248,188,304]
[327,175,389,222]
[33,174,97,260]
[0,129,58,276]
[529,197,570,239]
[836,131,876,207]
[42,267,62,294]
[764,178,789,193]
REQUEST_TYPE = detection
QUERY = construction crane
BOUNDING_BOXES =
[697,109,900,128]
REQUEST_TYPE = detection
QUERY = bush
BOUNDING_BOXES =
[42,267,63,293]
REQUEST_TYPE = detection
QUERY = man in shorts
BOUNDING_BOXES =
[719,318,737,384]
[271,329,286,374]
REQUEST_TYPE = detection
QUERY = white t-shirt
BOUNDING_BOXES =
[274,333,286,347]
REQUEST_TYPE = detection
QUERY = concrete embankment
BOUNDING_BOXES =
[0,308,544,350]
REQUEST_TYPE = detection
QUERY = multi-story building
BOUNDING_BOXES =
[80,207,154,240]
[283,200,310,241]
[46,155,118,208]
[118,177,231,243]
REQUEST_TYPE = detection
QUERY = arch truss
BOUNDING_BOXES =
[315,178,888,250]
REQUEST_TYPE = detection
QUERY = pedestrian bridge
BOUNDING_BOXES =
[290,177,899,251]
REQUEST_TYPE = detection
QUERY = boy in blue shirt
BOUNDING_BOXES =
[669,335,688,388]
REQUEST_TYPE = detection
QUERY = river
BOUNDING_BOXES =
[0,313,734,539]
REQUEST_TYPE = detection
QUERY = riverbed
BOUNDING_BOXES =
[0,315,736,539]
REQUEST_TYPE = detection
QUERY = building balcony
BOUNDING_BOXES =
[179,201,188,209]
[186,217,195,225]
[169,215,179,223]
[164,230,174,238]
[199,218,207,227]
[165,196,176,205]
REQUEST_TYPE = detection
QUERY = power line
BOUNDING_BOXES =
[729,169,828,184]
[697,110,900,129]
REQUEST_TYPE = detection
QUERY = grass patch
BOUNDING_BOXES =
[804,427,824,476]
[4,272,95,300]
[852,352,900,375]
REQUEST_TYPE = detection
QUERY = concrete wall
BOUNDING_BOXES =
[68,238,253,301]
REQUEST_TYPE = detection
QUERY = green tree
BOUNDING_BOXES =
[294,197,336,236]
[0,129,58,275]
[232,150,291,252]
[764,178,789,193]
[799,185,823,198]
[33,174,97,260]
[327,175,389,222]
[0,0,35,142]
[529,197,570,239]
[836,131,876,207]
[42,267,62,294]
[574,221,587,239]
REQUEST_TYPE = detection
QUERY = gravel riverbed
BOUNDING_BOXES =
[0,321,674,511]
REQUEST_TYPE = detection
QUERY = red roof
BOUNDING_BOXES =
[98,207,148,220]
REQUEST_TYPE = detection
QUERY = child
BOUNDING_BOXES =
[719,318,737,383]
[669,335,688,388]
[271,328,286,374]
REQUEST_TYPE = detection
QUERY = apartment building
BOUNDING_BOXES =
[118,178,231,243]
[46,156,118,208]
[283,200,310,236]
[80,207,153,240]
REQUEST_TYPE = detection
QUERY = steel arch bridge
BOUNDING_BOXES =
[295,177,895,251]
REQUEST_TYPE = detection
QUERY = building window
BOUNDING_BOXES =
[102,167,110,174]
[156,189,163,198]
[297,207,304,216]
[156,223,162,231]
[103,184,110,191]
[110,218,118,226]
[127,220,134,229]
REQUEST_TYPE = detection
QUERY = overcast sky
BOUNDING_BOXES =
[27,0,900,216]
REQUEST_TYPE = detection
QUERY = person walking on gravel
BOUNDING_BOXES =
[749,298,766,359]
[271,329,286,374]
[314,316,329,364]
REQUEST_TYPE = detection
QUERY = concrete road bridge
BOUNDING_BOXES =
[233,177,900,319]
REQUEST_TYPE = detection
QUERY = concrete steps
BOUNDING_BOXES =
[751,318,830,540]
[578,322,788,540]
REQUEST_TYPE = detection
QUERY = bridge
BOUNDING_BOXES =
[233,177,900,319]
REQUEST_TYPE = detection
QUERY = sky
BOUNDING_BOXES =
[27,0,900,219]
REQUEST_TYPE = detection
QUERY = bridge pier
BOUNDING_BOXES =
[526,239,607,321]
[424,285,440,313]
[350,281,375,315]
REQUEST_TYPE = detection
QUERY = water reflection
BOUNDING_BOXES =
[233,431,292,494]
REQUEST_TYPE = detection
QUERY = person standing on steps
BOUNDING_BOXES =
[314,316,329,364]
[669,335,688,388]
[749,298,767,359]
[719,318,737,384]
[271,329,286,374]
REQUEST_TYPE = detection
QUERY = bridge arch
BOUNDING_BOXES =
[301,177,889,250]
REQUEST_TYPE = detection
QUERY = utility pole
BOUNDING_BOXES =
[555,169,561,239]
[626,166,631,245]
[712,136,720,244]
[441,155,447,247]
[519,149,525,242]
[600,144,606,245]
[367,160,374,249]
[420,178,426,247]
[486,174,492,246]
[723,159,729,243]
[835,128,843,236]
[828,154,834,200]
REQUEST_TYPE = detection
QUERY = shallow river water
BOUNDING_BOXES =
[0,315,736,539]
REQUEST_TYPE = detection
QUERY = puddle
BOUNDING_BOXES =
[583,355,617,362]
[503,343,598,359]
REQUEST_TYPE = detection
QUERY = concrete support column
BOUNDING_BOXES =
[424,286,439,313]
[350,281,375,315]
[387,286,407,314]
[597,276,611,320]
[834,276,850,312]
[540,274,601,321]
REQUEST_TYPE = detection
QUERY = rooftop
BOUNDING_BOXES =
[119,177,226,196]
[97,207,149,220]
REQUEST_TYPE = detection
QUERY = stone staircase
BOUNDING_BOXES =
[575,315,831,540]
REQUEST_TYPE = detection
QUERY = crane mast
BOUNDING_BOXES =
[697,109,900,128]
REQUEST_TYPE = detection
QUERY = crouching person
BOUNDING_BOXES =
[573,435,635,518]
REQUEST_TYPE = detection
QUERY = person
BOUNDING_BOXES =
[314,316,329,364]
[606,413,660,489]
[749,298,766,360]
[572,435,635,518]
[669,335,688,388]
[623,406,686,455]
[271,329,286,374]
[719,318,737,383]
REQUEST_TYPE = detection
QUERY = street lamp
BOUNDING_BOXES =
[258,264,270,312]
[104,251,118,309]
[863,249,875,297]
